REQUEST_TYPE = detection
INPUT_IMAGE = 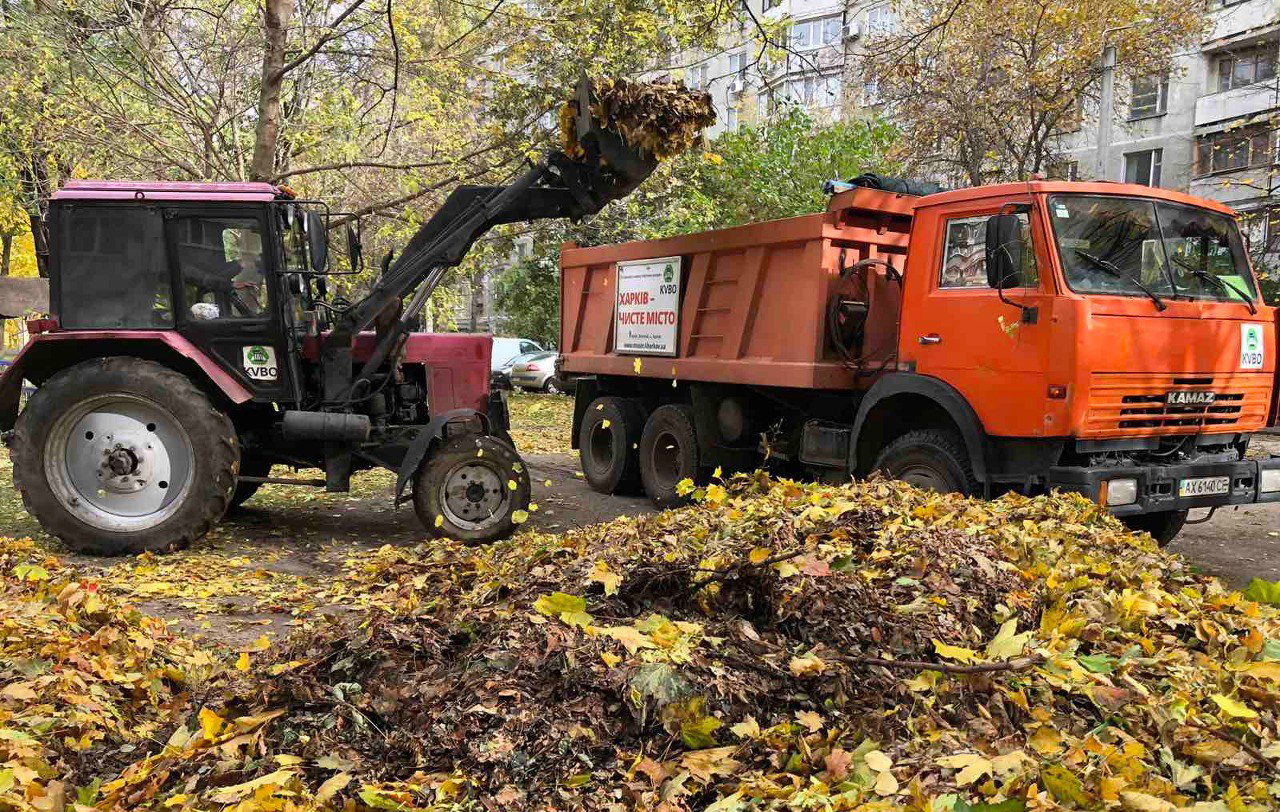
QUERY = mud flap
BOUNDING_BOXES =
[394,408,491,505]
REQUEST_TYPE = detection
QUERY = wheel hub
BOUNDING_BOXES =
[44,394,193,531]
[440,460,508,530]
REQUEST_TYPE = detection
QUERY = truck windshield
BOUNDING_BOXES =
[1048,195,1258,305]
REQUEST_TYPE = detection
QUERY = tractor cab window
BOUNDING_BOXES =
[174,216,269,320]
[56,205,174,329]
[278,207,309,273]
[939,214,1038,289]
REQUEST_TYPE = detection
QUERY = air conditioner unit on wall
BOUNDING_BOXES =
[728,77,746,95]
[843,21,862,41]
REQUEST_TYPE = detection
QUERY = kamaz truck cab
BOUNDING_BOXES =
[559,179,1280,545]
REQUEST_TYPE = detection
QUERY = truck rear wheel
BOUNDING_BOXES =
[579,396,644,494]
[872,429,976,496]
[11,357,239,556]
[1121,510,1187,548]
[639,404,700,509]
[414,434,531,545]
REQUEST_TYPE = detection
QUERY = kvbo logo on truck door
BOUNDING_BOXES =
[242,344,279,381]
[1241,323,1265,370]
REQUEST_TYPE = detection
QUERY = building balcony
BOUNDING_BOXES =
[1194,82,1280,127]
[1205,0,1277,45]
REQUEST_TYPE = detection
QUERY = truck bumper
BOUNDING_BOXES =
[1047,457,1280,516]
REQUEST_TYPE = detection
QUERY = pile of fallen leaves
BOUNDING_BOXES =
[560,78,716,161]
[0,537,218,812]
[80,474,1280,811]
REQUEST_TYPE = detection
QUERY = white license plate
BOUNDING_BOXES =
[1178,476,1231,497]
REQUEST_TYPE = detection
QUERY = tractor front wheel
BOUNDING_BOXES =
[414,434,531,545]
[11,357,239,556]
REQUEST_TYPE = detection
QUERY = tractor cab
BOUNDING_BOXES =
[46,181,353,405]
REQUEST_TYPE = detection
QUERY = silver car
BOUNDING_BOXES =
[509,351,563,393]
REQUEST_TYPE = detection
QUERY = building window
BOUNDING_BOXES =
[763,0,782,9]
[864,4,895,35]
[1195,127,1275,175]
[687,63,710,91]
[784,74,841,107]
[1129,75,1168,119]
[728,51,746,78]
[1124,149,1162,186]
[726,105,739,132]
[860,78,881,106]
[789,15,841,50]
[1216,43,1277,92]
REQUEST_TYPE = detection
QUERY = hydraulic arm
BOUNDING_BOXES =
[325,80,659,402]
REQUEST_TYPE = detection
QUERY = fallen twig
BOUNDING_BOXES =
[1187,720,1276,774]
[837,653,1045,675]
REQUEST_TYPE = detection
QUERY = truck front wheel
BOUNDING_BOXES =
[871,429,976,496]
[579,396,644,494]
[11,357,239,555]
[414,434,531,545]
[1120,510,1187,548]
[639,404,700,508]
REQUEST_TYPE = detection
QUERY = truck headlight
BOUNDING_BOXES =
[1261,469,1280,494]
[1106,477,1138,506]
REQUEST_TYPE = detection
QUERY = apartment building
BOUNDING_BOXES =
[1052,0,1280,248]
[669,0,897,138]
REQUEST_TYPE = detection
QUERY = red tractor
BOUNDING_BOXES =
[0,82,660,555]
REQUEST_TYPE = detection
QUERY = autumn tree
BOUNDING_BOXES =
[861,0,1206,186]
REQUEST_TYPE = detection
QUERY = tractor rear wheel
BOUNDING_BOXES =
[12,357,239,556]
[414,434,531,545]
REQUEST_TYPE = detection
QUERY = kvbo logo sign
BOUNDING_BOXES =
[1240,323,1265,370]
[242,344,279,381]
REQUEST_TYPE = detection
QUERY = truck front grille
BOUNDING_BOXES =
[1084,373,1271,436]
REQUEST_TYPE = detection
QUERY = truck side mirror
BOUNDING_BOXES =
[307,211,328,273]
[985,213,1023,289]
[346,225,363,272]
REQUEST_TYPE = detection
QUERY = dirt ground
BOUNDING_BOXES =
[2,398,1278,647]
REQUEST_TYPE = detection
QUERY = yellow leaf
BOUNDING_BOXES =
[600,625,655,653]
[748,547,770,564]
[512,509,529,524]
[199,707,225,741]
[985,618,1031,659]
[937,753,991,785]
[315,772,352,804]
[633,358,643,373]
[1120,791,1177,812]
[243,635,271,652]
[933,640,979,663]
[1210,693,1258,719]
[1237,661,1280,681]
[730,716,760,739]
[206,769,296,804]
[508,479,517,490]
[435,514,445,528]
[795,710,823,732]
[864,750,892,772]
[705,484,727,505]
[601,419,611,428]
[873,767,899,796]
[600,651,621,667]
[589,560,621,596]
[789,653,826,676]
[236,651,250,671]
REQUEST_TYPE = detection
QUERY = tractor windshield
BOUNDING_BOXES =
[1048,195,1258,305]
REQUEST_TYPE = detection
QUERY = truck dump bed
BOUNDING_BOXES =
[560,187,916,390]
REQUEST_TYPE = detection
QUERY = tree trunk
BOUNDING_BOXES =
[251,0,292,182]
[1,233,11,276]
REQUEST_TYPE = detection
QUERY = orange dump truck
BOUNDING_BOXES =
[559,180,1280,544]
